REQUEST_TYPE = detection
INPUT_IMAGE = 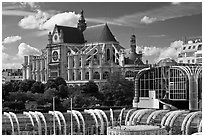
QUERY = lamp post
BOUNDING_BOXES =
[70,98,73,135]
[53,97,55,135]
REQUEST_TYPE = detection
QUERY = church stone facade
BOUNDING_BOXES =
[22,10,148,85]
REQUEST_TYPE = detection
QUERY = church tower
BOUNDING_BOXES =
[130,34,136,53]
[77,10,87,32]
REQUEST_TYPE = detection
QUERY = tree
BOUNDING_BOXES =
[45,79,57,90]
[8,92,33,103]
[12,81,21,92]
[58,84,69,99]
[19,79,36,92]
[2,82,13,101]
[81,80,104,101]
[31,81,45,93]
[82,80,99,95]
[33,93,47,105]
[55,77,66,87]
[101,72,134,106]
[3,81,13,92]
[44,88,57,100]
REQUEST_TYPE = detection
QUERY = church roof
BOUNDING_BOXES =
[83,24,118,43]
[55,25,85,44]
[124,57,144,65]
[113,43,125,51]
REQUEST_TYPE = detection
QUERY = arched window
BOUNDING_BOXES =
[197,44,202,50]
[113,54,115,63]
[103,71,109,79]
[107,49,110,61]
[85,72,89,80]
[93,71,100,79]
[169,68,187,100]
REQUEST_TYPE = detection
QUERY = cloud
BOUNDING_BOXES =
[2,42,41,69]
[2,52,10,63]
[19,2,40,9]
[2,2,39,16]
[157,40,183,61]
[147,34,166,38]
[87,18,123,26]
[142,46,163,56]
[2,63,23,69]
[17,43,41,58]
[135,40,183,63]
[41,11,80,30]
[140,16,157,24]
[2,36,22,44]
[2,45,6,51]
[88,3,201,27]
[172,2,181,5]
[18,10,51,29]
[2,10,36,16]
[18,10,80,32]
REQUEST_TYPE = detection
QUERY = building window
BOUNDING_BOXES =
[196,54,202,57]
[107,49,110,61]
[196,58,202,63]
[197,44,202,50]
[187,60,190,63]
[138,70,155,98]
[103,71,109,79]
[169,68,187,100]
[85,72,89,80]
[93,71,100,79]
[78,72,81,80]
[192,59,195,63]
[188,46,191,49]
[179,60,183,63]
[183,47,186,50]
[192,45,196,49]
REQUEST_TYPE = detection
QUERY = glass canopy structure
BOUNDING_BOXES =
[133,58,202,110]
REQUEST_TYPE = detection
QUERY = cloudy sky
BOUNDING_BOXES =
[2,2,202,69]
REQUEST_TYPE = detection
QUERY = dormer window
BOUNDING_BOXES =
[188,46,191,49]
[183,47,186,50]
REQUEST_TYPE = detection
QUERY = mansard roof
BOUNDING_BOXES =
[83,24,118,43]
[55,25,85,44]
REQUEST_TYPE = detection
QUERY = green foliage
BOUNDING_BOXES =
[81,80,103,101]
[2,83,11,101]
[3,101,25,110]
[58,84,69,99]
[2,75,135,111]
[101,72,134,106]
[12,81,21,92]
[33,93,47,105]
[43,88,58,102]
[31,81,45,93]
[55,77,67,87]
[3,82,14,92]
[82,80,99,95]
[19,79,36,92]
[45,79,57,90]
[8,92,35,103]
